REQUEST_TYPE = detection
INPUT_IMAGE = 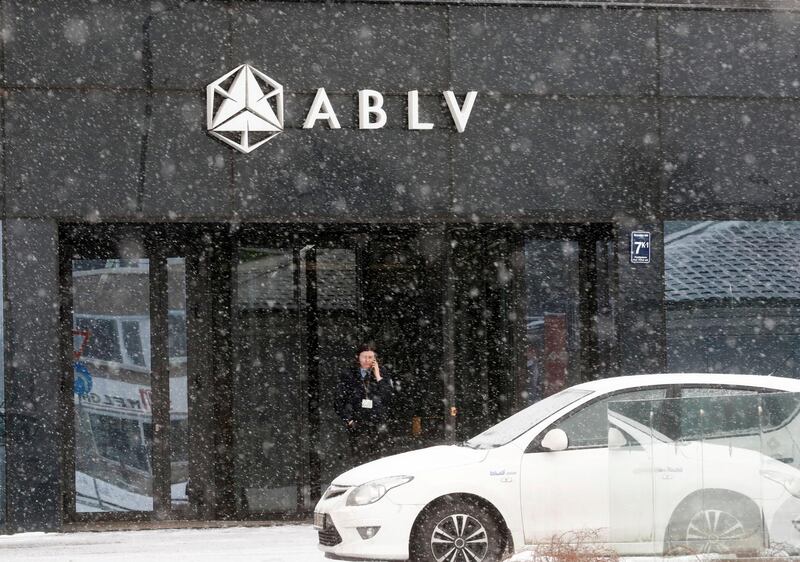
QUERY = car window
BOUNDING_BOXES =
[88,413,151,472]
[547,388,668,450]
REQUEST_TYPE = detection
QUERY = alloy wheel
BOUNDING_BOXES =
[685,508,748,553]
[430,513,489,562]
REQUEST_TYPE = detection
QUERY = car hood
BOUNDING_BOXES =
[331,445,490,486]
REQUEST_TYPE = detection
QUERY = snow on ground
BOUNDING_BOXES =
[0,524,734,562]
[0,524,328,562]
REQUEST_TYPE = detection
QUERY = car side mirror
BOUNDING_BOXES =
[608,427,627,448]
[540,428,569,452]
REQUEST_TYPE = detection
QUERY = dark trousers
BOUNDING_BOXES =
[346,421,390,466]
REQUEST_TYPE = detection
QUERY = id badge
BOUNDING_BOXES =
[361,399,373,409]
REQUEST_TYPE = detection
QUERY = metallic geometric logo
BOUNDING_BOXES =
[206,64,284,154]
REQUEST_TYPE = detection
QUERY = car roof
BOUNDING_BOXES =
[571,373,800,394]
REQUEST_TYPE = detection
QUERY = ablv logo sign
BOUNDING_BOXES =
[207,64,477,155]
[207,64,284,154]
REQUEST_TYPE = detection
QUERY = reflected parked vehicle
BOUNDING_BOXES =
[314,373,800,561]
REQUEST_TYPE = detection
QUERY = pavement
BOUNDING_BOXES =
[0,524,328,562]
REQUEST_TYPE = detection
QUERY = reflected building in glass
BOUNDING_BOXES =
[666,222,800,377]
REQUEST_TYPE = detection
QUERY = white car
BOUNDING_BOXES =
[314,373,800,561]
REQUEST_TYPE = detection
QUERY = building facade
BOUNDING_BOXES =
[2,0,800,533]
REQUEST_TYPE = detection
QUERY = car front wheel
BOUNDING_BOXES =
[410,498,505,562]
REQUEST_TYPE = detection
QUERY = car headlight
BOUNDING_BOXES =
[762,469,800,498]
[346,476,414,506]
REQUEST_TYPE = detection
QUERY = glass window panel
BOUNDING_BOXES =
[524,240,581,403]
[666,221,800,378]
[73,259,153,513]
[234,248,304,514]
[317,249,359,488]
[677,389,761,441]
[168,312,187,359]
[317,249,357,311]
[168,257,188,509]
[595,239,618,375]
[237,248,298,311]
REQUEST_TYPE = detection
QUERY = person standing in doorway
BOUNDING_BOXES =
[334,343,394,466]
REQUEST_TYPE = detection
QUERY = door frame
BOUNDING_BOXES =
[59,224,212,523]
[58,221,617,523]
[449,223,616,439]
[230,223,447,517]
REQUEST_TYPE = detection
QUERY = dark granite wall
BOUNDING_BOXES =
[2,2,797,221]
[3,220,61,531]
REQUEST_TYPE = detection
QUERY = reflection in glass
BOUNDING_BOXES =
[554,388,666,449]
[666,221,800,377]
[168,258,188,509]
[122,321,147,367]
[73,259,153,512]
[609,392,800,556]
[524,240,580,403]
[74,317,124,364]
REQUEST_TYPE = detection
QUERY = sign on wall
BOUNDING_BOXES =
[630,231,651,264]
[207,64,478,154]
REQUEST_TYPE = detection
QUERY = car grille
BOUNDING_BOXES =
[318,515,342,547]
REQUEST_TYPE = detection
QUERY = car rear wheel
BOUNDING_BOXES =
[410,499,504,562]
[664,491,764,557]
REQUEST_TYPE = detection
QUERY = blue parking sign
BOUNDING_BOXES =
[74,362,93,397]
[630,231,651,264]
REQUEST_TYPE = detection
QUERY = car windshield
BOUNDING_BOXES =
[464,388,592,449]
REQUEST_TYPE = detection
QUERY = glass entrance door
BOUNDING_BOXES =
[65,229,192,521]
[233,243,366,514]
[233,246,311,514]
[232,230,444,515]
[452,226,616,441]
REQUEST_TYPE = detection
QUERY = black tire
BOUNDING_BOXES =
[664,490,764,557]
[410,498,505,562]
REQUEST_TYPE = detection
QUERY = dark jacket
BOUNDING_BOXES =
[334,367,394,426]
